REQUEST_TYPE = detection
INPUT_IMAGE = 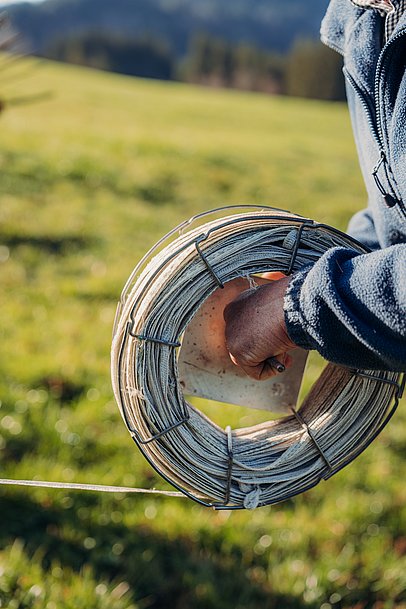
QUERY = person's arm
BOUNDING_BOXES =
[224,245,406,377]
[347,207,380,251]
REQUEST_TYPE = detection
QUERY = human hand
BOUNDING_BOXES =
[223,276,297,380]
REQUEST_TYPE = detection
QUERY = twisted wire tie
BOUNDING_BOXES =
[124,324,189,444]
[130,415,190,446]
[195,235,224,289]
[223,426,234,505]
[128,326,181,349]
[286,224,307,275]
[211,426,234,508]
[290,407,333,471]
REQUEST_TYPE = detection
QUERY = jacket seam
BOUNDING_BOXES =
[320,34,344,56]
[343,66,373,107]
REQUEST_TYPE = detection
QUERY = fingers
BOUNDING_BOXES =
[229,352,293,381]
[223,276,297,381]
[261,271,287,281]
[229,353,276,380]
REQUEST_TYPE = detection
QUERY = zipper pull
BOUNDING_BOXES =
[383,193,398,208]
[372,151,398,208]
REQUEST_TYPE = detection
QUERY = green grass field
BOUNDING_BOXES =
[1,58,405,609]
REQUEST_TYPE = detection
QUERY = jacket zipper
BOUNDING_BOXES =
[374,27,406,155]
[340,27,406,211]
[373,27,406,211]
[343,67,400,207]
[342,66,381,146]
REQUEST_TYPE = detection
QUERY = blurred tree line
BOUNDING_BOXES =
[45,32,346,101]
[183,35,345,100]
[46,32,174,80]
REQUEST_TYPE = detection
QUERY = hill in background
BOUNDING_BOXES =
[5,0,329,57]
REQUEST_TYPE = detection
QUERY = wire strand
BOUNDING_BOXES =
[0,478,185,497]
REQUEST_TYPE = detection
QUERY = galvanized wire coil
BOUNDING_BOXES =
[111,207,403,510]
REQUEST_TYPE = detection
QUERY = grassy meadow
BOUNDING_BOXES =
[0,57,405,609]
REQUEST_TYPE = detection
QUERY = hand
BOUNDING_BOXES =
[223,275,297,380]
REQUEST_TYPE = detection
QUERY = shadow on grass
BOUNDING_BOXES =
[0,492,316,609]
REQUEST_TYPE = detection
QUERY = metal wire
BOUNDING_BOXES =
[0,478,185,497]
[111,207,403,510]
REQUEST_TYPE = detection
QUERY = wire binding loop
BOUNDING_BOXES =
[290,408,333,472]
[224,426,234,505]
[195,235,224,288]
[399,375,406,400]
[127,324,181,348]
[131,415,190,445]
[213,425,234,509]
[352,370,404,399]
[286,224,307,275]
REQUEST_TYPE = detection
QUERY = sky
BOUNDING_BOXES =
[0,0,44,5]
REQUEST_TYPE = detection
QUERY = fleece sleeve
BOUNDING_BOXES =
[347,207,380,252]
[284,244,406,371]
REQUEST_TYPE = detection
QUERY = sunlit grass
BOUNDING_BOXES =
[0,58,405,609]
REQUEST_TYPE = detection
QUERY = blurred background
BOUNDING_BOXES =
[0,1,405,608]
[1,0,346,100]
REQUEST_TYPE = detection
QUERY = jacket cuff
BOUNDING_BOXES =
[283,267,317,351]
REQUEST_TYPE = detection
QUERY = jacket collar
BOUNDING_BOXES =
[321,0,383,96]
[320,0,406,96]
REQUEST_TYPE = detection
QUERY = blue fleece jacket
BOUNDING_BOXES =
[284,0,406,371]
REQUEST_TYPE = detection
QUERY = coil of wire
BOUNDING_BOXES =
[111,207,403,510]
